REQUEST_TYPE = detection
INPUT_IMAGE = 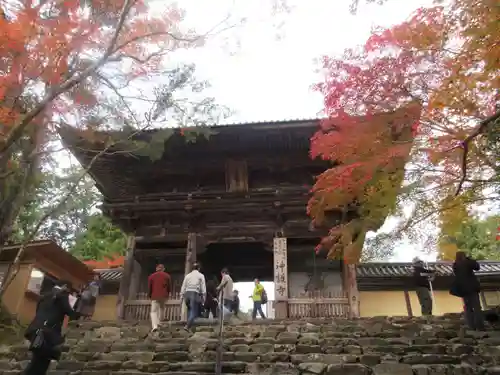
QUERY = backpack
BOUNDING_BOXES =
[261,288,268,304]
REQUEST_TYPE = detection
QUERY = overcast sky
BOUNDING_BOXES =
[169,0,433,123]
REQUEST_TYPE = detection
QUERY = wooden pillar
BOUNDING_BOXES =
[404,290,413,317]
[181,232,197,321]
[273,236,288,319]
[117,235,136,320]
[343,263,360,318]
[129,260,142,300]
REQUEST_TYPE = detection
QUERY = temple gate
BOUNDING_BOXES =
[62,119,364,320]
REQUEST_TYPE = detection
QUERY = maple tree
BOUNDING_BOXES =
[309,0,500,263]
[439,213,500,261]
[0,0,234,297]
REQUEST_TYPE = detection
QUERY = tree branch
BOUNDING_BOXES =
[0,119,152,297]
[455,109,500,196]
[0,0,134,155]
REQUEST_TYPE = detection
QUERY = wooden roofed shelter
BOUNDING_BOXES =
[60,109,418,321]
[0,240,94,323]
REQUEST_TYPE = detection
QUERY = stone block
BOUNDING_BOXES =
[298,362,327,374]
[372,363,413,375]
[326,364,370,375]
[250,343,274,353]
[247,362,299,375]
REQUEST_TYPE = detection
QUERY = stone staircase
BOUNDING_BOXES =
[2,314,500,375]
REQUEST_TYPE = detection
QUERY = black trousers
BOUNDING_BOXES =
[416,287,433,315]
[23,350,51,375]
[463,293,485,330]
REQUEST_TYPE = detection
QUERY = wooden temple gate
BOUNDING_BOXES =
[117,231,357,321]
[60,119,379,320]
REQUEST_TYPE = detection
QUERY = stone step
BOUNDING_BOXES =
[67,323,481,341]
[66,314,467,331]
[6,315,500,375]
[1,362,497,375]
[3,348,500,365]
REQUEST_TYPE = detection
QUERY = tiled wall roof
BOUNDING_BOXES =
[356,262,500,278]
[95,268,124,282]
[96,261,500,283]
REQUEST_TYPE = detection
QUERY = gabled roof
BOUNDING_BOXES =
[0,240,94,282]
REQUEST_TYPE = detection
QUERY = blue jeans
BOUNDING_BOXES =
[184,291,200,328]
[252,301,266,319]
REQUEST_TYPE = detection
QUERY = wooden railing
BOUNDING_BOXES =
[123,291,350,321]
[287,291,350,318]
[123,292,181,321]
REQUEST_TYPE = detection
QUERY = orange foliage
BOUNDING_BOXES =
[84,255,125,269]
[0,0,198,148]
[310,1,499,263]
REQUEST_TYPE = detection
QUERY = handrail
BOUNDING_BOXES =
[215,289,224,375]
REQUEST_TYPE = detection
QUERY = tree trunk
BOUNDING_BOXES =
[0,125,43,297]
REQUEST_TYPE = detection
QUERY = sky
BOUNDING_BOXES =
[170,0,433,123]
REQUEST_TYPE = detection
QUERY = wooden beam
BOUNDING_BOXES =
[225,159,249,192]
[117,235,136,319]
[129,260,142,300]
[105,186,310,204]
[132,224,324,243]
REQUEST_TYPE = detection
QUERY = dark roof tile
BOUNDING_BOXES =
[95,268,123,282]
[357,261,500,278]
[96,261,500,283]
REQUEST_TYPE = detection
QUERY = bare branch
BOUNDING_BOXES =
[455,109,500,196]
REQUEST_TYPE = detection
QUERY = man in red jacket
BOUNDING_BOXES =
[148,264,171,332]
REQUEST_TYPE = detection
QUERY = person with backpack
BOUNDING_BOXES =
[23,280,81,375]
[250,278,267,319]
[450,251,485,330]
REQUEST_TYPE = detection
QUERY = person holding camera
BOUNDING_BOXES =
[412,258,435,315]
[23,280,80,375]
[451,251,485,330]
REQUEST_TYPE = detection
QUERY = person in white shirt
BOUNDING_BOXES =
[180,262,206,332]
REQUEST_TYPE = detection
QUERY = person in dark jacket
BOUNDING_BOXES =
[23,280,80,375]
[204,278,218,318]
[451,251,484,330]
[231,290,240,317]
[413,258,435,315]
